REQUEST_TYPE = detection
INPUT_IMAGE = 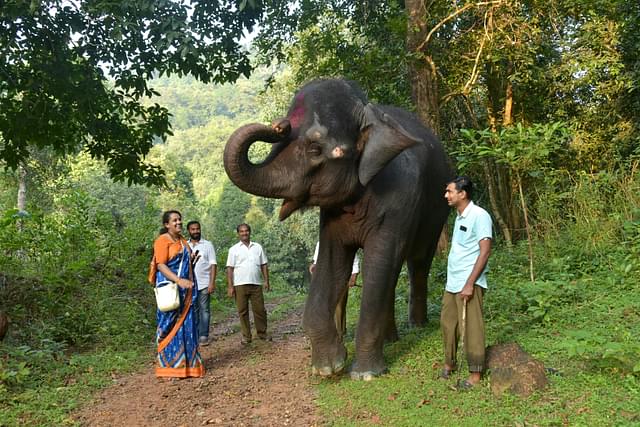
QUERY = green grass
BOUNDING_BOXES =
[0,347,149,426]
[314,242,640,426]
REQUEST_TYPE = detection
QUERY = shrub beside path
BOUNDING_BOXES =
[74,303,321,426]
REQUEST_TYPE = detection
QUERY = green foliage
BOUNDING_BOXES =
[454,122,572,176]
[0,358,30,398]
[0,0,264,185]
[621,207,640,274]
[255,2,413,107]
[453,122,573,249]
[547,2,639,170]
[285,7,412,107]
[537,169,640,258]
[253,203,319,291]
[0,153,161,424]
[560,330,640,374]
[517,279,579,325]
[151,73,267,130]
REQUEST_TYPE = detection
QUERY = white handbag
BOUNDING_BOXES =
[154,281,180,312]
[154,241,184,312]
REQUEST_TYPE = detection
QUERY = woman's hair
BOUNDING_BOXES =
[159,210,182,235]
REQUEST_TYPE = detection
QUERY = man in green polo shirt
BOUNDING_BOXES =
[440,176,493,390]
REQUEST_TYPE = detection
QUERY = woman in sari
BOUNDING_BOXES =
[148,210,205,378]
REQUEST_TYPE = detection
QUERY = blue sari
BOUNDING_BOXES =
[153,237,204,378]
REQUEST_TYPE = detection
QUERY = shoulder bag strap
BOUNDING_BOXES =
[176,240,185,279]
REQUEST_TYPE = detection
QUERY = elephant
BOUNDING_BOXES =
[224,79,452,380]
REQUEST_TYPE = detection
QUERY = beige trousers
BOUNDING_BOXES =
[440,286,485,372]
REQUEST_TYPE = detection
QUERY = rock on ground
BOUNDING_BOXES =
[486,342,549,397]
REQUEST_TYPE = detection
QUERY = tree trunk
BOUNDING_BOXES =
[516,172,535,281]
[17,165,27,212]
[405,0,440,134]
[502,61,514,126]
[503,81,513,126]
[483,61,523,244]
[405,1,448,253]
[482,161,512,246]
[17,165,27,232]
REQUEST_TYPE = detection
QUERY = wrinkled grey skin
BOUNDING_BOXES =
[224,79,452,380]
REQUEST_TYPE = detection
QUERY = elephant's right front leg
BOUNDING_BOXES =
[303,244,354,377]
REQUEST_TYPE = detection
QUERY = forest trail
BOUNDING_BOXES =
[74,302,322,426]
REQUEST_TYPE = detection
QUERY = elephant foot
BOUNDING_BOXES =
[311,359,346,377]
[349,367,389,381]
[409,314,428,328]
[310,343,347,377]
[349,358,388,381]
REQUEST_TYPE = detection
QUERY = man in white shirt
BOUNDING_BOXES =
[187,221,218,346]
[309,242,360,341]
[441,176,492,390]
[226,223,270,344]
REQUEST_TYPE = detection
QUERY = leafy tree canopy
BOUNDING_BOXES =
[0,0,262,185]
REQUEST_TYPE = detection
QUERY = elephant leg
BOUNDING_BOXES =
[303,241,354,377]
[334,284,349,343]
[408,260,429,327]
[408,232,439,327]
[350,238,403,380]
[384,292,399,343]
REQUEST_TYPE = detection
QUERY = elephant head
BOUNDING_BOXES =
[224,79,422,218]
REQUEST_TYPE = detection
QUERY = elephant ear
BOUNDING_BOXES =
[357,104,422,186]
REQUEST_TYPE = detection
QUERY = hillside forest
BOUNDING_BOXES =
[1,1,639,425]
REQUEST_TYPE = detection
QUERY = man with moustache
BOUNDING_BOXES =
[226,223,270,345]
[440,176,493,390]
[187,221,217,346]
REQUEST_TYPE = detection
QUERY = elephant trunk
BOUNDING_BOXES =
[223,123,289,197]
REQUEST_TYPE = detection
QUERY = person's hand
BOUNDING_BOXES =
[208,283,216,294]
[177,278,193,289]
[264,280,270,292]
[459,283,474,302]
[348,275,357,288]
[227,287,235,298]
[191,250,201,267]
[309,264,316,274]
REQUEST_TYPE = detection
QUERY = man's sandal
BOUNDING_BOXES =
[438,368,454,380]
[456,379,476,391]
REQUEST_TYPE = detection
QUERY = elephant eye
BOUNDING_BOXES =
[308,142,322,156]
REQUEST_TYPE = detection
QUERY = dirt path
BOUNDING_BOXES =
[75,303,322,426]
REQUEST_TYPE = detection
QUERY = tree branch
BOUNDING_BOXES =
[462,32,487,95]
[415,0,503,52]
